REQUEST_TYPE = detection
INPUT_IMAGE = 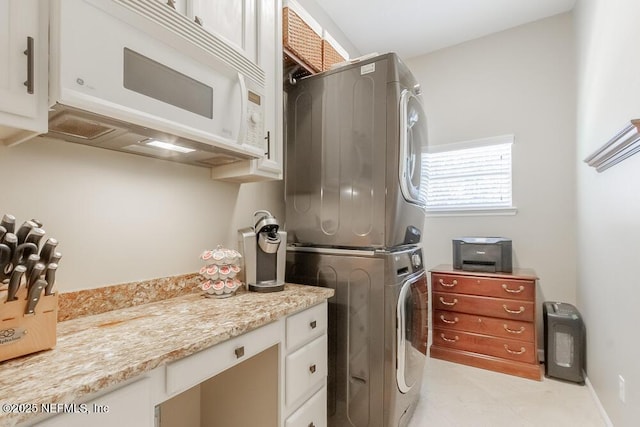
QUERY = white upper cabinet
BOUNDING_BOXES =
[0,0,48,146]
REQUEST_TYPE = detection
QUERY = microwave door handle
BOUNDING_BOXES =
[237,72,248,146]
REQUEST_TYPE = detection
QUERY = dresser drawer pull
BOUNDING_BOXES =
[440,333,459,343]
[234,346,245,359]
[502,284,525,294]
[439,297,458,306]
[503,324,525,334]
[504,344,526,355]
[438,278,457,288]
[440,314,459,324]
[309,364,317,374]
[502,304,525,314]
[310,320,317,329]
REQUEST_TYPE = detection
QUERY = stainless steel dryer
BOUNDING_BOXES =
[285,53,428,249]
[286,246,428,427]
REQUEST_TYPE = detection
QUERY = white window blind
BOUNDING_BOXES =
[422,136,513,212]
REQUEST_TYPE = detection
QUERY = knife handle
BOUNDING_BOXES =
[50,251,62,265]
[28,262,45,289]
[16,220,37,244]
[7,265,26,302]
[25,228,45,248]
[1,214,16,234]
[25,278,46,315]
[2,232,17,255]
[44,263,58,296]
[0,225,6,242]
[39,238,59,264]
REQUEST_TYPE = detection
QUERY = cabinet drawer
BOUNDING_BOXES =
[433,327,537,364]
[287,301,327,351]
[285,386,327,427]
[286,334,327,407]
[432,273,534,301]
[166,320,281,396]
[433,310,535,342]
[433,292,534,322]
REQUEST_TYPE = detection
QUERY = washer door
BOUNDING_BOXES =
[399,90,428,206]
[396,270,428,393]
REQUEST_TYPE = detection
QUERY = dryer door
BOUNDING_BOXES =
[396,270,428,393]
[399,91,428,206]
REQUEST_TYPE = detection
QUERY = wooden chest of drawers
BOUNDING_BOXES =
[429,265,541,380]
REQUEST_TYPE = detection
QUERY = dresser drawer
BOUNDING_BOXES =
[433,327,537,364]
[286,301,327,351]
[433,292,534,322]
[432,273,534,301]
[286,334,328,407]
[285,386,327,427]
[433,310,535,342]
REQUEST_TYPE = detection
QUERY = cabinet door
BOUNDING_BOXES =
[35,378,153,427]
[190,0,257,63]
[0,0,47,143]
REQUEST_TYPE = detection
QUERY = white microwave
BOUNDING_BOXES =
[45,0,267,167]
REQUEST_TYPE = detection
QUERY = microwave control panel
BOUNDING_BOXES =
[245,90,265,152]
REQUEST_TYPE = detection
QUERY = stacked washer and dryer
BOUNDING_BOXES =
[285,53,429,427]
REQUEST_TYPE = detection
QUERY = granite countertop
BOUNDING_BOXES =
[0,284,334,427]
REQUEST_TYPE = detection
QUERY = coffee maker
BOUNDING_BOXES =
[238,210,286,292]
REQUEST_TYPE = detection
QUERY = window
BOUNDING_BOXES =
[422,135,515,215]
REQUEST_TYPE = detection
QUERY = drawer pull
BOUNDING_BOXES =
[502,284,525,294]
[439,297,458,306]
[234,346,245,358]
[310,320,317,329]
[439,314,459,324]
[502,304,525,314]
[503,324,525,334]
[504,344,526,355]
[440,333,459,343]
[309,364,316,374]
[438,278,457,288]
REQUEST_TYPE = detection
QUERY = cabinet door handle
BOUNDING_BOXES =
[194,16,203,26]
[440,333,459,343]
[24,36,34,94]
[308,423,315,427]
[502,304,525,314]
[234,346,245,358]
[309,364,317,374]
[438,278,457,288]
[439,314,458,324]
[504,344,526,355]
[502,284,525,294]
[265,131,271,158]
[166,0,176,9]
[439,297,458,306]
[309,320,317,329]
[503,324,525,334]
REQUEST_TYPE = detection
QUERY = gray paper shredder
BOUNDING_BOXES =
[543,302,586,384]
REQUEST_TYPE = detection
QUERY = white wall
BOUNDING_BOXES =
[407,14,577,317]
[575,0,640,425]
[0,137,284,291]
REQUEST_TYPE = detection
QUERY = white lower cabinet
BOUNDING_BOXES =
[285,386,327,427]
[34,378,152,427]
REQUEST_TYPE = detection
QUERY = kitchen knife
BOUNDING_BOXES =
[28,262,46,290]
[50,251,62,265]
[11,242,38,269]
[6,265,26,302]
[24,254,40,278]
[0,243,11,280]
[39,238,59,264]
[15,220,37,244]
[0,225,6,242]
[25,227,45,248]
[25,278,46,315]
[30,218,43,228]
[44,263,58,296]
[0,214,15,234]
[2,232,17,255]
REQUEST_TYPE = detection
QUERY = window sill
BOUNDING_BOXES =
[426,206,518,217]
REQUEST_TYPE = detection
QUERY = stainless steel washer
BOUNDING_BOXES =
[286,246,428,426]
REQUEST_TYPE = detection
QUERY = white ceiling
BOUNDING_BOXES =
[316,0,577,59]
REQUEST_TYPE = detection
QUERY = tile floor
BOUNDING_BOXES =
[408,358,607,426]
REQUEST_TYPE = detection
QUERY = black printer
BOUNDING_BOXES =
[452,237,512,273]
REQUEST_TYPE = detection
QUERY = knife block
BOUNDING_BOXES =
[0,287,57,362]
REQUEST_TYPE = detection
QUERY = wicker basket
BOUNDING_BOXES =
[322,38,346,71]
[283,6,322,72]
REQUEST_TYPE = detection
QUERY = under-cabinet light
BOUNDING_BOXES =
[145,139,196,153]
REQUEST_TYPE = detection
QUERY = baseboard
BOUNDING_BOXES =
[584,374,613,427]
